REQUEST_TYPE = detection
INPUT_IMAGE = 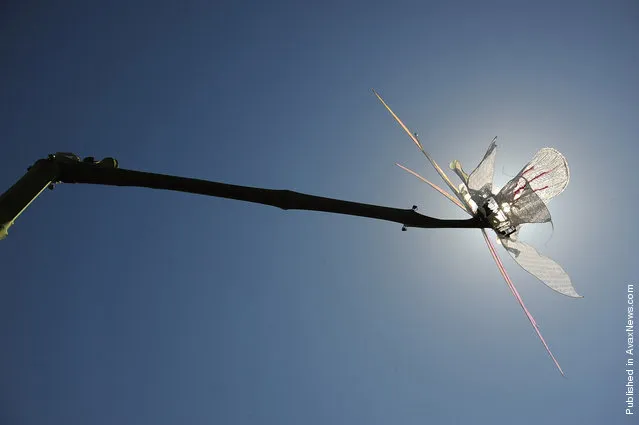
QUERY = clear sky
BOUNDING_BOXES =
[1,1,637,423]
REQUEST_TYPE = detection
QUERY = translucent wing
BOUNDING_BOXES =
[500,235,582,298]
[494,177,552,227]
[467,139,497,200]
[511,148,570,205]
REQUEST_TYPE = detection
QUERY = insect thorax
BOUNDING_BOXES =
[478,197,516,237]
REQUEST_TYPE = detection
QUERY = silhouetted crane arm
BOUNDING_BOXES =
[0,154,489,239]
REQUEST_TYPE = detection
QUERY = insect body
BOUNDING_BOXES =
[479,197,517,237]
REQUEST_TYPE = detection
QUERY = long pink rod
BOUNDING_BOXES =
[481,229,565,377]
[395,163,465,210]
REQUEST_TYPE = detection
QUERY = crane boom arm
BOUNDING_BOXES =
[0,154,489,239]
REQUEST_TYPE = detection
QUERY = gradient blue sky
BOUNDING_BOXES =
[1,1,638,424]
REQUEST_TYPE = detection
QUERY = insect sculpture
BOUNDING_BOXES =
[373,90,581,377]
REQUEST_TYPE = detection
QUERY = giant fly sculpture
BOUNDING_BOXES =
[373,90,581,376]
[0,90,579,376]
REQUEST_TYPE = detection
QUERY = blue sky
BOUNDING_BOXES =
[1,1,637,423]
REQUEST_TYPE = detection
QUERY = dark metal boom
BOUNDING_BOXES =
[0,154,488,239]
